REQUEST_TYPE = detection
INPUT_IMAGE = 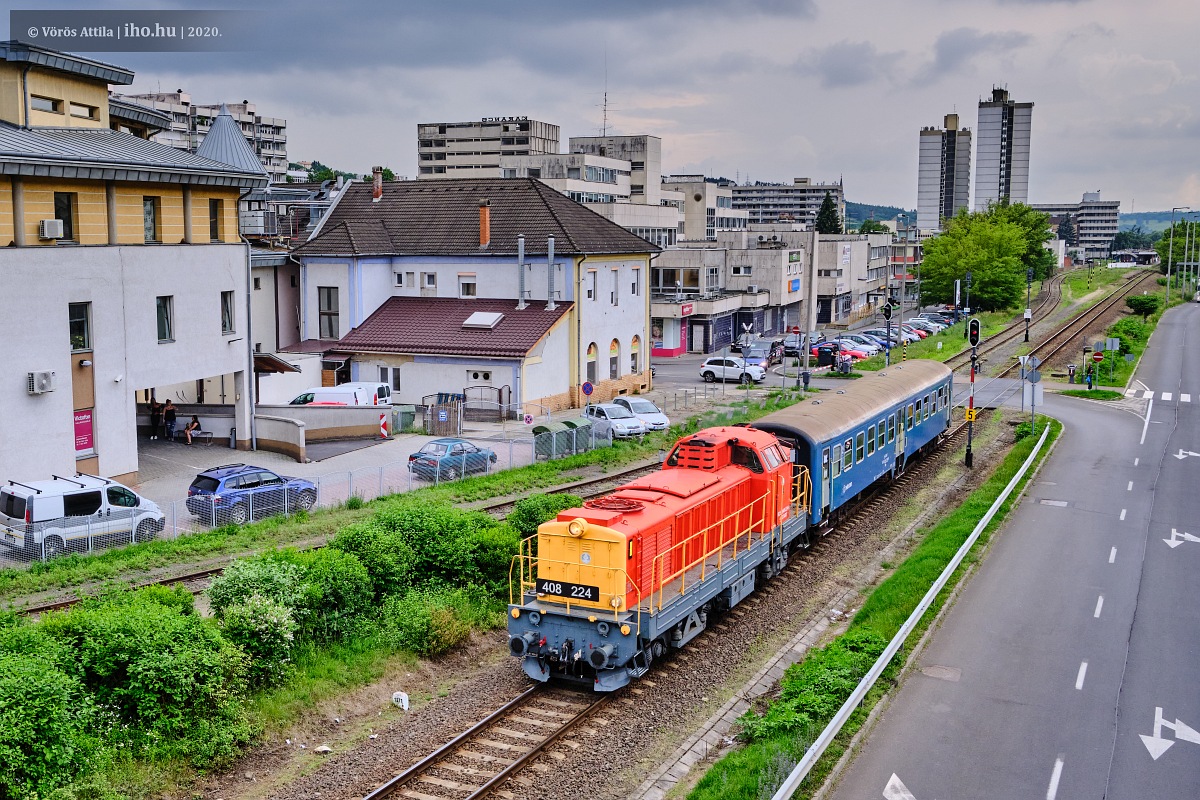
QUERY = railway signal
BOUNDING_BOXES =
[966,317,981,468]
[968,318,981,347]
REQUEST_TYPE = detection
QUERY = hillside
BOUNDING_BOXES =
[846,201,913,227]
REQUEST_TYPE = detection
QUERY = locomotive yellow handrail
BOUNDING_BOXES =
[509,546,644,633]
[792,466,812,516]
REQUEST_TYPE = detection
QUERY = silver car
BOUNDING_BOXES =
[584,403,648,439]
[613,397,670,431]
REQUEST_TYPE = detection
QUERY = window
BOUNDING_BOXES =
[459,277,477,298]
[290,274,298,288]
[731,445,764,473]
[69,302,91,351]
[69,102,98,120]
[611,269,619,305]
[156,296,174,341]
[631,268,641,296]
[856,432,866,463]
[107,486,139,508]
[253,277,261,290]
[394,272,405,287]
[587,271,596,300]
[877,422,886,450]
[731,265,753,276]
[586,342,598,383]
[143,197,161,242]
[527,168,541,179]
[423,273,437,288]
[609,339,620,380]
[63,491,102,517]
[501,168,517,178]
[924,394,931,420]
[318,286,339,339]
[867,426,876,456]
[832,444,842,477]
[630,335,640,374]
[54,192,76,242]
[907,403,915,430]
[842,438,853,471]
[209,199,223,241]
[888,414,895,442]
[220,290,235,334]
[30,95,61,113]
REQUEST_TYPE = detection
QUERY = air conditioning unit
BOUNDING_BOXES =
[38,219,64,240]
[747,284,760,294]
[27,370,56,394]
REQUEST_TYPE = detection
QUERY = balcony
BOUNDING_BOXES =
[650,289,771,318]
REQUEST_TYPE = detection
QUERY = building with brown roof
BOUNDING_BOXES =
[288,177,659,412]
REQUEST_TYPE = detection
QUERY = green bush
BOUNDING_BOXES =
[0,652,95,798]
[378,589,474,657]
[1013,421,1033,441]
[206,556,303,618]
[295,548,373,641]
[220,595,297,687]
[507,493,583,537]
[328,521,416,600]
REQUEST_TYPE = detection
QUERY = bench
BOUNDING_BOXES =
[174,429,214,445]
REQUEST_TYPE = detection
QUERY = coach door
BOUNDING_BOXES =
[821,447,831,517]
[895,409,906,466]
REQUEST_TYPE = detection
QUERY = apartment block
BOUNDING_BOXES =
[416,116,559,178]
[917,114,971,230]
[1032,191,1121,260]
[731,178,845,227]
[974,87,1033,211]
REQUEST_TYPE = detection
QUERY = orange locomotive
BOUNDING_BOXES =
[508,425,811,690]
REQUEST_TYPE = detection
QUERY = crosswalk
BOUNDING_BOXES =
[1125,389,1193,403]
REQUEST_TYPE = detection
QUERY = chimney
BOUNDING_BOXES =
[516,234,527,310]
[479,199,491,248]
[546,236,556,311]
[371,166,383,203]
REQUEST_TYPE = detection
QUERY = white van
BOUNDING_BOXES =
[288,382,391,406]
[0,474,165,558]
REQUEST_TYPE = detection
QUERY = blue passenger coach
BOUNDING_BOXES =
[751,360,953,527]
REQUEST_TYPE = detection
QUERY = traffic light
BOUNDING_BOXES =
[968,318,980,346]
[882,303,892,320]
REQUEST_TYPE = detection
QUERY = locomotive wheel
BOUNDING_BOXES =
[650,639,667,660]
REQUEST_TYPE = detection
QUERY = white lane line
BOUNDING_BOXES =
[1075,662,1088,690]
[1120,509,1127,521]
[1109,547,1117,563]
[1162,392,1173,401]
[1141,398,1153,445]
[1183,393,1192,403]
[1094,596,1104,618]
[1046,756,1065,799]
[1134,458,1140,466]
[1127,481,1133,491]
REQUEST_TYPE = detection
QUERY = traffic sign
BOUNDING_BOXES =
[1028,355,1041,369]
[581,381,594,396]
[964,408,977,421]
[1027,369,1041,384]
[1092,351,1105,363]
[437,409,448,422]
[523,413,534,425]
[790,325,801,334]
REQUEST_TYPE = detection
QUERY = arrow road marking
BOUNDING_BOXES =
[883,773,916,800]
[1141,706,1200,760]
[1173,449,1200,460]
[1163,528,1200,549]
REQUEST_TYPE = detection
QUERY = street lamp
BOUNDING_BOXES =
[897,213,908,328]
[1183,213,1197,302]
[1025,267,1033,342]
[1165,206,1190,306]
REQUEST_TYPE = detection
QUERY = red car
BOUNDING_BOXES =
[900,324,929,339]
[811,341,869,360]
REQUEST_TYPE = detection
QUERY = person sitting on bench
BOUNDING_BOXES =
[183,416,202,445]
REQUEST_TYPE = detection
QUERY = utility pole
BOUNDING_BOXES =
[1025,267,1033,342]
[1166,207,1189,307]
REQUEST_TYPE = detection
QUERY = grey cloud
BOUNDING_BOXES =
[794,41,902,89]
[914,27,1031,82]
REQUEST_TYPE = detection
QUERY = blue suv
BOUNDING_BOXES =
[186,464,317,525]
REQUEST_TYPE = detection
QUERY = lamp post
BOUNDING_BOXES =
[1165,206,1189,306]
[897,213,908,329]
[1183,213,1196,302]
[1025,267,1033,342]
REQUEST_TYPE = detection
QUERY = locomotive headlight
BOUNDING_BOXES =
[510,608,520,618]
[610,596,623,609]
[568,518,587,537]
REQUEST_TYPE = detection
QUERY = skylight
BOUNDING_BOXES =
[462,311,504,329]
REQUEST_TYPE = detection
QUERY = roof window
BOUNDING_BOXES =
[462,311,504,329]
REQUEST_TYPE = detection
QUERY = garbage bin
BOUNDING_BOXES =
[396,404,416,431]
[561,418,595,453]
[229,427,236,449]
[532,422,572,460]
[839,357,852,374]
[816,343,838,367]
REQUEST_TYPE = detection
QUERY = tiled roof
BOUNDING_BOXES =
[293,178,659,258]
[307,221,394,256]
[0,121,269,187]
[195,104,268,177]
[335,297,574,358]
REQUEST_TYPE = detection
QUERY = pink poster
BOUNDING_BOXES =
[74,409,93,452]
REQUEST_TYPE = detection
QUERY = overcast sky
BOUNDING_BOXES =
[10,0,1200,212]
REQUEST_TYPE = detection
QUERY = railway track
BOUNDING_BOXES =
[477,460,663,517]
[363,684,610,800]
[942,269,1070,372]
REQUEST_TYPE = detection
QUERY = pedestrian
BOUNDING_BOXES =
[183,415,202,445]
[1085,368,1093,391]
[148,399,162,440]
[163,400,177,441]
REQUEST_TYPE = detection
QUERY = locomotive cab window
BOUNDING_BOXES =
[832,444,842,477]
[731,444,764,473]
[867,425,876,456]
[856,432,866,463]
[762,445,783,470]
[666,445,682,466]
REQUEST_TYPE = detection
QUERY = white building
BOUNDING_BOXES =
[1032,191,1121,261]
[731,178,845,228]
[662,175,749,241]
[917,114,972,230]
[974,87,1033,211]
[416,117,559,179]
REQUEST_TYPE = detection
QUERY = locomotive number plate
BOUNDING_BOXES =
[537,579,600,602]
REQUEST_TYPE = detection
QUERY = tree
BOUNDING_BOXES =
[1112,224,1160,250]
[815,192,843,234]
[1057,214,1077,247]
[363,167,397,182]
[1154,220,1198,273]
[918,210,1028,311]
[856,219,891,234]
[985,200,1057,280]
[1126,295,1160,321]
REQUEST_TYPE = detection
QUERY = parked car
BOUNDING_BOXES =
[811,341,869,360]
[916,312,955,325]
[741,340,784,369]
[612,397,670,431]
[837,334,883,355]
[900,324,929,339]
[857,329,899,347]
[290,385,381,406]
[186,463,318,524]
[699,357,767,383]
[407,438,498,480]
[584,403,648,439]
[0,475,165,558]
[781,332,823,356]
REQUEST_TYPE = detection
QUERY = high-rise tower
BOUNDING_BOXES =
[917,113,972,231]
[974,87,1033,211]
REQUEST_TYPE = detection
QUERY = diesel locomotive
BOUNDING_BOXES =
[508,360,954,690]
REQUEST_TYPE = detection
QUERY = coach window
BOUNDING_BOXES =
[876,422,886,450]
[731,444,764,473]
[856,432,866,463]
[842,438,853,471]
[888,414,895,443]
[867,425,876,456]
[907,404,914,430]
[915,398,922,422]
[924,394,931,420]
[831,444,842,477]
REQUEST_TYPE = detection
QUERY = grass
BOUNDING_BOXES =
[1060,266,1131,305]
[1059,389,1123,401]
[0,391,811,606]
[688,416,1062,800]
[854,313,1007,371]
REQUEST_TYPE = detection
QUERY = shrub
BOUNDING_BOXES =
[378,589,473,657]
[1014,421,1033,441]
[220,595,297,687]
[507,493,583,537]
[206,556,303,618]
[0,653,93,798]
[328,521,416,600]
[295,548,373,641]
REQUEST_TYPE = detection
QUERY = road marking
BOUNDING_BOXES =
[1162,392,1173,401]
[1141,706,1200,760]
[1046,756,1064,799]
[883,773,916,800]
[1173,449,1200,460]
[1094,596,1103,618]
[1141,398,1153,445]
[1075,662,1088,690]
[1143,390,1154,399]
[1183,394,1192,403]
[1134,458,1139,466]
[1109,547,1117,563]
[1040,499,1069,507]
[1127,481,1133,491]
[1125,388,1138,397]
[1120,508,1127,521]
[1163,528,1200,548]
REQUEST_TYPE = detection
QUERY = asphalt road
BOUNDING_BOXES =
[827,302,1200,800]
